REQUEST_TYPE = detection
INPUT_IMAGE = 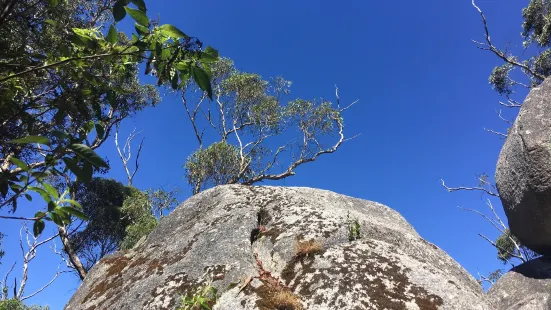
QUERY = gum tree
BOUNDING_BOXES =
[183,59,357,194]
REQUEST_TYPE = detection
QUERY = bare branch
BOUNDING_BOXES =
[441,179,500,197]
[115,125,144,186]
[16,224,59,299]
[471,0,545,81]
[456,206,505,234]
[495,109,513,125]
[20,267,67,301]
[484,127,507,138]
[182,93,207,148]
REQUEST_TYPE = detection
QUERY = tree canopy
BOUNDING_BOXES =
[182,58,356,194]
[0,0,218,282]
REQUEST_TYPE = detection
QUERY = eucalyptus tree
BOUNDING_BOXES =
[0,0,217,280]
[473,0,551,105]
[183,58,357,194]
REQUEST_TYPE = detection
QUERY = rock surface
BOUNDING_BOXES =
[487,257,551,310]
[65,185,489,309]
[495,78,551,254]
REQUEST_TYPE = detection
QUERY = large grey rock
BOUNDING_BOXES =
[496,78,551,254]
[487,257,551,310]
[65,185,489,309]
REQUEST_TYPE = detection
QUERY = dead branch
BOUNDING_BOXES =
[16,224,59,299]
[115,125,144,186]
[441,179,500,197]
[484,128,507,138]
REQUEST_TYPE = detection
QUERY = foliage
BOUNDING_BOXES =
[178,285,217,310]
[476,0,551,97]
[69,180,176,267]
[495,229,518,263]
[182,58,355,194]
[120,187,151,222]
[185,142,246,193]
[119,214,157,250]
[0,0,217,237]
[0,299,49,310]
[347,212,361,241]
[146,188,179,218]
[70,178,132,272]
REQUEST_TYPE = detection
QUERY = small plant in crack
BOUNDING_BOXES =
[294,239,322,260]
[178,284,217,310]
[251,209,270,244]
[347,211,361,241]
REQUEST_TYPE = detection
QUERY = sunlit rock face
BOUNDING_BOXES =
[496,77,551,255]
[65,185,489,310]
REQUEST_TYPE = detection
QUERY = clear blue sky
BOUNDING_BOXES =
[0,1,530,308]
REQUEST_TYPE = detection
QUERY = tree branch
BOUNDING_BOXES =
[441,179,500,197]
[471,0,545,81]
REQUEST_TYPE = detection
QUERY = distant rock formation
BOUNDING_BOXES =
[496,78,551,255]
[65,185,489,309]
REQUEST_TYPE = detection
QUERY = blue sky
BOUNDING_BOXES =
[0,0,532,308]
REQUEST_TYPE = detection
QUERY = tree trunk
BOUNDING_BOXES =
[58,226,87,280]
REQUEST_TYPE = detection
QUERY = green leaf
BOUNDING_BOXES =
[45,19,57,27]
[69,144,109,168]
[9,136,50,145]
[191,65,213,99]
[107,25,118,44]
[47,201,57,212]
[60,199,82,209]
[42,183,59,200]
[113,1,127,22]
[33,220,45,237]
[60,207,89,220]
[131,0,147,12]
[83,162,93,181]
[135,23,150,36]
[179,71,191,87]
[124,6,149,27]
[95,123,105,139]
[25,194,32,202]
[63,158,90,183]
[9,157,29,171]
[50,212,64,226]
[159,24,187,39]
[29,186,52,203]
[171,71,179,90]
[175,61,190,71]
[46,0,59,7]
[204,46,219,58]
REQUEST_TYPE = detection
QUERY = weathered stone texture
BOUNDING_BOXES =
[66,185,489,309]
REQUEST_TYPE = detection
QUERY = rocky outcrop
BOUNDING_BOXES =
[495,78,551,254]
[487,257,551,310]
[65,185,489,309]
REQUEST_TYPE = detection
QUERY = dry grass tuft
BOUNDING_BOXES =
[272,289,303,310]
[294,239,322,259]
